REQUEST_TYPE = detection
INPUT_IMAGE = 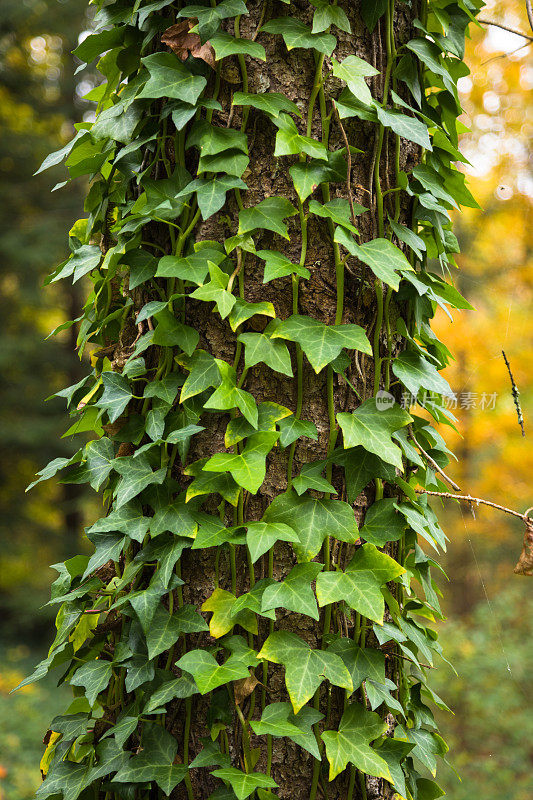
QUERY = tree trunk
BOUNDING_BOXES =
[139,3,421,797]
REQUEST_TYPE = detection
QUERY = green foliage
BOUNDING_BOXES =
[19,1,487,799]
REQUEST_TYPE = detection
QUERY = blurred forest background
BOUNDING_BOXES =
[0,1,531,798]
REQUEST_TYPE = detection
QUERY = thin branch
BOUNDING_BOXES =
[332,100,358,229]
[502,350,525,436]
[387,651,434,670]
[478,17,533,42]
[409,426,461,491]
[481,40,531,66]
[415,489,533,524]
[526,0,533,34]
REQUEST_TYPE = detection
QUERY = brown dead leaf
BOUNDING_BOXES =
[161,21,216,70]
[514,519,533,575]
[233,675,259,705]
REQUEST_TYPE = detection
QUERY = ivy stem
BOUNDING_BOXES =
[183,697,195,800]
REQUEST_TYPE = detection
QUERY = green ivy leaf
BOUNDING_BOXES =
[203,431,279,493]
[230,579,276,621]
[211,32,266,61]
[73,27,126,63]
[199,149,250,177]
[312,3,351,34]
[261,562,323,620]
[211,768,278,800]
[274,114,328,160]
[262,18,336,56]
[178,0,249,42]
[98,372,132,423]
[156,247,226,284]
[263,490,359,561]
[138,53,207,103]
[331,55,380,105]
[113,723,187,795]
[271,315,371,372]
[394,724,448,776]
[292,462,335,495]
[374,739,414,799]
[202,587,258,638]
[124,655,155,693]
[82,532,125,580]
[360,0,389,33]
[238,197,298,240]
[184,459,241,506]
[316,543,405,623]
[146,603,208,659]
[322,703,391,781]
[52,244,102,285]
[151,310,199,355]
[232,91,301,118]
[331,447,396,503]
[257,631,353,713]
[366,677,404,716]
[245,521,299,563]
[144,675,198,713]
[177,349,221,402]
[389,218,426,259]
[187,120,248,157]
[289,159,331,202]
[250,702,323,759]
[360,498,406,546]
[309,198,365,233]
[178,176,247,220]
[229,298,276,332]
[334,229,413,290]
[278,415,318,448]
[150,498,197,538]
[70,660,113,706]
[84,437,115,491]
[238,332,293,377]
[113,453,167,508]
[392,351,453,398]
[225,401,290,446]
[190,261,237,319]
[205,362,258,427]
[257,250,310,283]
[86,501,150,544]
[327,640,386,691]
[176,647,254,694]
[36,760,89,800]
[376,106,432,150]
[337,398,412,469]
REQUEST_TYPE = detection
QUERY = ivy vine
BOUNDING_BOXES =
[20,1,486,799]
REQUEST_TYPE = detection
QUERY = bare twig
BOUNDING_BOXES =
[387,651,434,670]
[526,0,533,33]
[502,350,525,436]
[415,489,533,524]
[481,40,531,66]
[478,17,533,42]
[332,100,358,229]
[409,425,461,491]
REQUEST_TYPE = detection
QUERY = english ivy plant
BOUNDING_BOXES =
[23,0,485,799]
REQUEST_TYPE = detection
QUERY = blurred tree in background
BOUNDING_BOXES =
[0,0,531,799]
[0,0,88,638]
